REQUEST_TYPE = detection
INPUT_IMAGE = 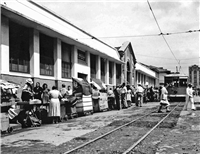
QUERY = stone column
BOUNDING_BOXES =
[96,55,101,79]
[54,38,62,88]
[105,59,109,85]
[72,46,77,78]
[0,16,9,74]
[30,29,40,78]
[113,62,116,85]
[87,51,91,81]
[54,38,62,79]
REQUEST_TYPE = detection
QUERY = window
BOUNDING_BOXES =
[179,79,187,87]
[116,64,121,84]
[90,54,96,79]
[78,50,87,65]
[40,33,54,76]
[62,42,72,78]
[101,58,106,83]
[9,21,30,73]
[127,61,131,84]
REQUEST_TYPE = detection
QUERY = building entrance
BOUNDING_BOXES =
[78,73,88,80]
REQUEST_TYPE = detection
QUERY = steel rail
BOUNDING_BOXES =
[63,108,159,154]
[122,102,181,154]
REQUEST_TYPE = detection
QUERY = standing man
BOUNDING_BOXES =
[136,84,144,107]
[185,83,196,111]
[121,83,128,109]
[60,84,67,98]
[107,88,115,110]
[158,83,170,113]
[114,85,121,110]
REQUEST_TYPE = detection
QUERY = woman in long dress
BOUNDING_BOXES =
[49,86,62,123]
[126,86,132,107]
[42,83,49,104]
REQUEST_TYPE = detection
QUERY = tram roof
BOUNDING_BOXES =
[165,74,188,78]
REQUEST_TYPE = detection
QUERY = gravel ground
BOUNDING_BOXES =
[53,103,183,154]
[2,101,199,154]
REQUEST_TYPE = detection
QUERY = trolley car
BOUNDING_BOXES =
[164,74,188,101]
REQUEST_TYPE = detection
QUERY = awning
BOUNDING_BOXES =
[72,77,92,96]
[0,79,20,89]
[91,78,106,90]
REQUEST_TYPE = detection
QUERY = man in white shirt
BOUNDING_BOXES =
[136,84,144,107]
[158,83,170,113]
[185,83,196,111]
[121,83,128,108]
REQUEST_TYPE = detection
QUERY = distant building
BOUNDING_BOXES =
[189,65,200,88]
[135,63,157,88]
[147,66,171,86]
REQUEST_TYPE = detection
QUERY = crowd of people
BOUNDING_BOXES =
[10,78,74,127]
[104,83,161,111]
[7,77,197,128]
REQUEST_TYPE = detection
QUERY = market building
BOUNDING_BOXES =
[135,62,157,88]
[189,64,200,89]
[0,0,123,98]
[116,41,137,86]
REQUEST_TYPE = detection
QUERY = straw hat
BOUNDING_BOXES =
[26,78,33,85]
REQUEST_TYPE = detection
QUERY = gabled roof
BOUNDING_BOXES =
[116,41,137,64]
[147,65,171,73]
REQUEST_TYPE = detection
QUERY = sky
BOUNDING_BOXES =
[37,0,199,75]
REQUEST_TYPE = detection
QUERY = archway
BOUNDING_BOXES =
[127,61,131,84]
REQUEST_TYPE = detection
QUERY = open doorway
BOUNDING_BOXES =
[78,73,87,80]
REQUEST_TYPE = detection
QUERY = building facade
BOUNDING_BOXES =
[116,42,136,86]
[147,65,171,87]
[135,63,157,88]
[189,65,200,88]
[1,1,123,98]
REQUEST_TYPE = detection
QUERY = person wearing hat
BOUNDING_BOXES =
[185,83,196,111]
[21,78,34,101]
[60,84,67,98]
[157,83,170,113]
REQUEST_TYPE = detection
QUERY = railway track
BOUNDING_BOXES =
[63,102,183,154]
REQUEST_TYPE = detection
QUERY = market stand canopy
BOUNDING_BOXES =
[91,78,106,90]
[0,79,20,89]
[72,77,92,96]
[0,79,21,102]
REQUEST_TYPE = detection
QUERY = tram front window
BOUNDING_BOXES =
[172,78,179,87]
[179,79,187,87]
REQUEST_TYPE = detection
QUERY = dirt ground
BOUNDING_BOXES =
[1,97,200,154]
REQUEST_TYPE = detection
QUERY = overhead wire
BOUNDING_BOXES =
[146,0,179,64]
[136,54,198,61]
[146,0,189,75]
[77,29,199,39]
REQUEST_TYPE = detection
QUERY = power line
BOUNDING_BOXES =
[147,0,179,64]
[77,29,200,39]
[136,54,198,60]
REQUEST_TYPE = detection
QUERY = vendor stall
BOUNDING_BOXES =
[72,77,93,116]
[0,79,20,133]
[91,78,108,112]
[61,95,78,119]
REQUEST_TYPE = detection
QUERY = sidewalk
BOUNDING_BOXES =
[1,102,159,148]
[2,97,200,154]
